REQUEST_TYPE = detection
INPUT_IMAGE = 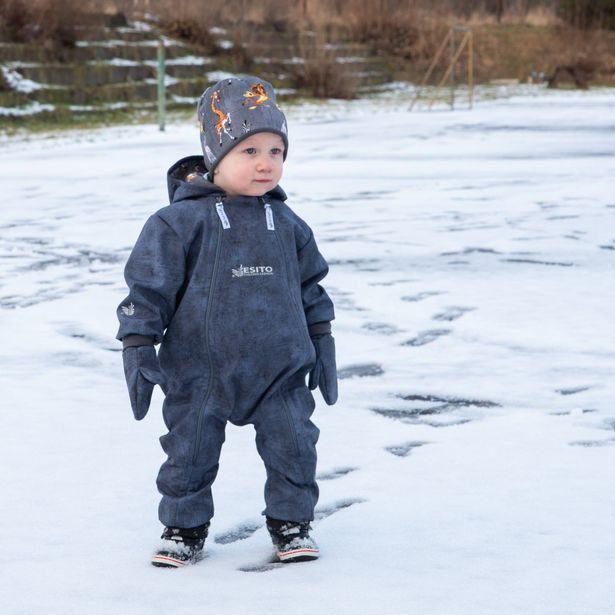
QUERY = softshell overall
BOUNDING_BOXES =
[117,156,335,528]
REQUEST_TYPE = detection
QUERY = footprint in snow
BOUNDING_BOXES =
[327,257,381,272]
[401,329,451,346]
[569,439,615,448]
[361,322,402,335]
[337,363,384,379]
[218,498,366,548]
[213,520,262,545]
[56,324,119,352]
[602,419,615,433]
[314,497,366,521]
[501,257,574,267]
[440,247,500,257]
[369,278,416,287]
[317,466,358,481]
[385,441,430,458]
[401,291,445,302]
[371,393,499,428]
[555,386,591,396]
[432,306,475,322]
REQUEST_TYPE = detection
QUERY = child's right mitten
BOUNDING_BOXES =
[122,338,166,420]
[308,323,338,405]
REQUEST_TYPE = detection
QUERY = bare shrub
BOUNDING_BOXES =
[523,5,562,26]
[0,0,83,50]
[349,15,421,60]
[162,19,217,51]
[13,0,37,43]
[153,0,221,50]
[557,0,613,29]
[0,0,34,43]
[291,30,359,99]
[154,0,255,71]
[339,1,454,62]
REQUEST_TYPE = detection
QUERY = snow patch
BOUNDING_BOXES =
[1,66,42,93]
[1,89,615,615]
[0,101,54,116]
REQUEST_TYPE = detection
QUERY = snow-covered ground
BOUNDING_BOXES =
[1,88,614,614]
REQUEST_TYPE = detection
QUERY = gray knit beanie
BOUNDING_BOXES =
[197,76,289,172]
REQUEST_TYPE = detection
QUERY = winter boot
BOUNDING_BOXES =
[151,522,210,568]
[266,518,319,563]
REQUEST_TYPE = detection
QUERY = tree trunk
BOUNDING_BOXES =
[496,0,504,23]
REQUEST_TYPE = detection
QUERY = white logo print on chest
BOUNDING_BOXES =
[231,264,274,278]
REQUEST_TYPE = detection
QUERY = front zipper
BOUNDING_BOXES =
[192,207,225,464]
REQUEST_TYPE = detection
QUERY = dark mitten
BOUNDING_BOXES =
[308,324,338,405]
[122,344,166,420]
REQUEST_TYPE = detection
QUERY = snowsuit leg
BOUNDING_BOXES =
[156,394,227,529]
[252,375,319,522]
[156,374,319,528]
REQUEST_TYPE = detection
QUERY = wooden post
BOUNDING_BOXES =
[427,30,470,110]
[468,30,474,109]
[412,27,474,112]
[449,28,456,109]
[496,0,504,23]
[409,29,452,110]
[157,39,166,132]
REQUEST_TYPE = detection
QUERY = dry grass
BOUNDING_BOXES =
[0,0,84,49]
[524,5,562,26]
[1,0,614,96]
[467,21,615,84]
[466,4,562,26]
[152,0,259,71]
[290,30,360,99]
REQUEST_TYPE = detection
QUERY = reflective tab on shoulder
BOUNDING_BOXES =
[216,201,231,229]
[264,202,275,231]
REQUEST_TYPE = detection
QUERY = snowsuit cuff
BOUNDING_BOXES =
[308,322,331,337]
[122,335,155,349]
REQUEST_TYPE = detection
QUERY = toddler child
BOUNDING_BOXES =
[117,76,337,568]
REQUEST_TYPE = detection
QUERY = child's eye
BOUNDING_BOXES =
[245,147,256,155]
[271,148,283,155]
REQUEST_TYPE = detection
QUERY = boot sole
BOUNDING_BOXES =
[151,554,187,568]
[151,551,204,568]
[277,548,320,563]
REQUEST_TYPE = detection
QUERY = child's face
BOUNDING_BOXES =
[213,132,285,197]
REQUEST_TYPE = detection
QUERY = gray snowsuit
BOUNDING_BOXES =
[117,156,335,529]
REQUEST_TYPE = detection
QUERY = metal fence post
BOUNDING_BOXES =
[157,39,166,132]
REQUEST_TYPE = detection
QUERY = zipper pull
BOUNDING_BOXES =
[215,201,231,229]
[264,202,275,231]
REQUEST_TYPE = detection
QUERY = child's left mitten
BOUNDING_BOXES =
[122,340,166,420]
[308,323,338,405]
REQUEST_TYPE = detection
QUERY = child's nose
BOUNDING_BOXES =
[256,155,272,171]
